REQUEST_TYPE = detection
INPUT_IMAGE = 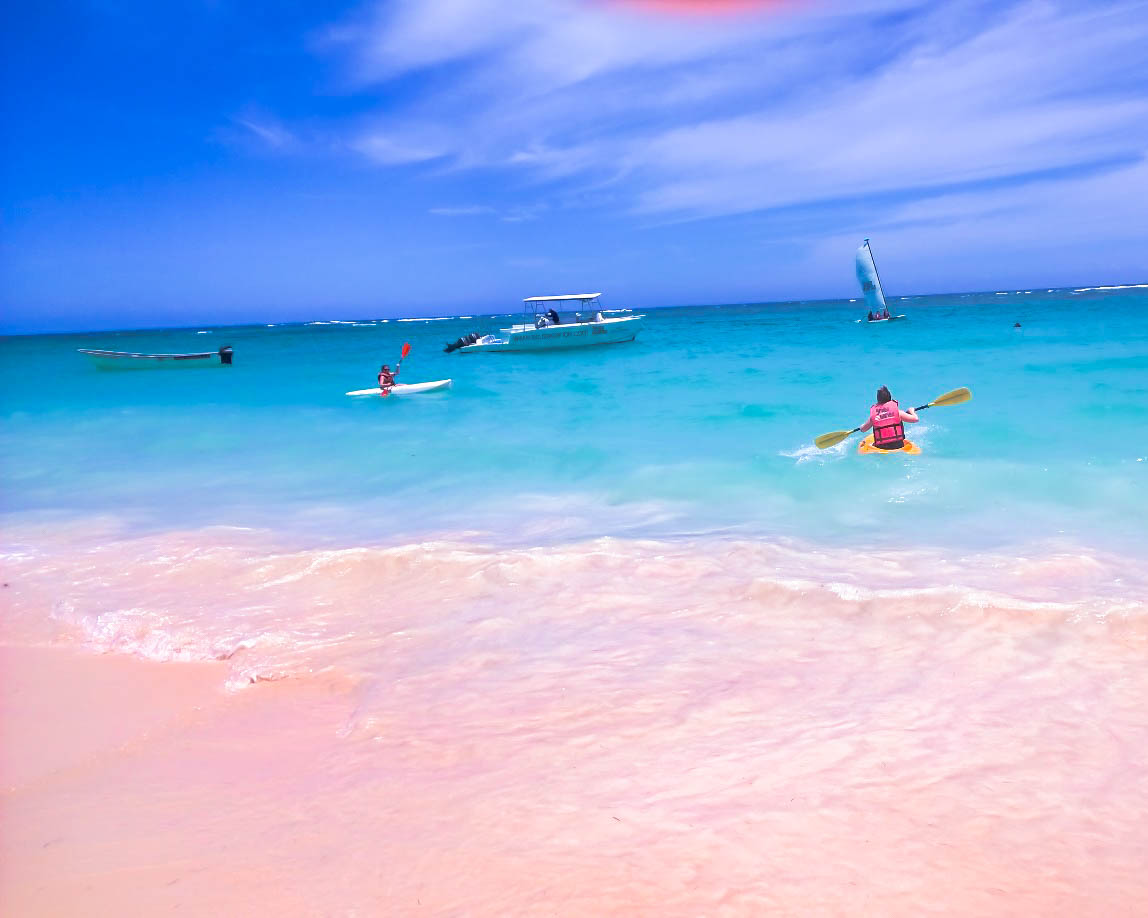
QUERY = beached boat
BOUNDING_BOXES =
[855,240,906,323]
[78,346,234,369]
[446,294,642,354]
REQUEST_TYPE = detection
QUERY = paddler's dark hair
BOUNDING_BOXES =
[876,385,892,404]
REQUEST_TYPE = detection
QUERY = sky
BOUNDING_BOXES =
[2,0,1146,332]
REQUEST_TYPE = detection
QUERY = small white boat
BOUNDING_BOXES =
[346,379,452,397]
[79,346,233,368]
[855,240,907,324]
[447,294,642,354]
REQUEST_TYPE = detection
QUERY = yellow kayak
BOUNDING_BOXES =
[858,434,921,455]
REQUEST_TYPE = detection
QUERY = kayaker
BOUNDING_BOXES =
[859,385,918,450]
[378,363,398,391]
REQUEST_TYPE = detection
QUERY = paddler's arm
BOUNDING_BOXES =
[859,418,873,432]
[899,407,919,423]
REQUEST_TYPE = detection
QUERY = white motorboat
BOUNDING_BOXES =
[78,346,234,368]
[447,294,642,354]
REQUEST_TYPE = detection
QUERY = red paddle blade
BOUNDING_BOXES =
[401,342,411,358]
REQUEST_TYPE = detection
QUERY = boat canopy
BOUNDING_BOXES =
[523,293,602,303]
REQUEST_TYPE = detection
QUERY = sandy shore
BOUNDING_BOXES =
[4,632,1148,916]
[1,645,357,915]
[3,528,1148,915]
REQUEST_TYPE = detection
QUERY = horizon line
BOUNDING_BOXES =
[2,283,1145,337]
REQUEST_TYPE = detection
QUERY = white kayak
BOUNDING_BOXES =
[346,379,452,397]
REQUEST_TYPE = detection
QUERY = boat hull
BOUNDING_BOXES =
[858,434,921,455]
[78,348,231,369]
[458,316,642,353]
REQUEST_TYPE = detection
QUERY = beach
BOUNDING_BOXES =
[3,289,1148,914]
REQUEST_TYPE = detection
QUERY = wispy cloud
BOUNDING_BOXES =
[428,203,548,221]
[320,0,1148,228]
[352,131,444,164]
[429,205,496,216]
[234,116,299,152]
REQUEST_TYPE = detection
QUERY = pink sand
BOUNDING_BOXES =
[2,527,1147,914]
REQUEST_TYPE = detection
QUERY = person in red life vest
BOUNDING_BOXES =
[859,385,918,449]
[378,363,398,392]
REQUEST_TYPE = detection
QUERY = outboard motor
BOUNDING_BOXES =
[444,332,481,353]
[218,345,234,365]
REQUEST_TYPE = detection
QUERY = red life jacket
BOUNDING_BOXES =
[870,399,905,448]
[378,371,394,388]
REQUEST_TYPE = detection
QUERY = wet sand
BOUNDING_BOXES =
[4,591,1147,916]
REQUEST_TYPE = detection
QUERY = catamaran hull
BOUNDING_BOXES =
[458,317,642,353]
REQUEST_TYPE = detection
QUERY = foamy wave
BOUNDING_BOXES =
[781,441,847,464]
[397,316,455,322]
[1073,284,1148,292]
[6,524,1144,700]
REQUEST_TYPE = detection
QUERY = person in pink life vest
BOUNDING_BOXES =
[378,363,398,392]
[859,385,919,449]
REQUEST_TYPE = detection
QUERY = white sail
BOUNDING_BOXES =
[855,239,887,312]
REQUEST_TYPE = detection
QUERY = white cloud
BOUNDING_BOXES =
[318,0,1148,228]
[429,205,496,216]
[235,117,298,152]
[351,131,444,164]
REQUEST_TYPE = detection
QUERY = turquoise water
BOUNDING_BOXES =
[2,287,1146,554]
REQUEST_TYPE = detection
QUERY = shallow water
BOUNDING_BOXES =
[2,287,1146,552]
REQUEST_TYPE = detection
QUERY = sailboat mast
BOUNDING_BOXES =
[865,238,888,303]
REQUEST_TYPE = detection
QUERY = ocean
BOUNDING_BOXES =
[2,285,1147,913]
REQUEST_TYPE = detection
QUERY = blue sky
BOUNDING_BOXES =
[2,0,1146,332]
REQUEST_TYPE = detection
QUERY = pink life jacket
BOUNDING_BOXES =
[870,399,905,448]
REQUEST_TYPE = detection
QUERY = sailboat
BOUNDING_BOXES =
[855,239,906,323]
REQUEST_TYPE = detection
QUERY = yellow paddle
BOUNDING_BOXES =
[813,387,972,449]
